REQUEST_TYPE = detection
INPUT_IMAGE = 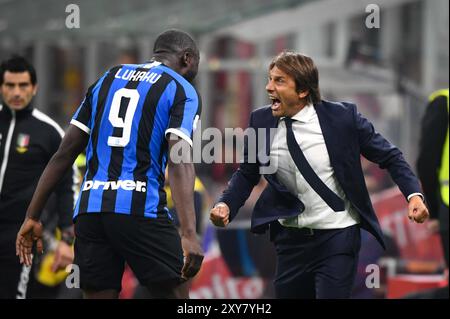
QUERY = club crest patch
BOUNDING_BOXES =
[16,133,30,153]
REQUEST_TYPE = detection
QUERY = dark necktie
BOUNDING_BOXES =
[284,117,345,212]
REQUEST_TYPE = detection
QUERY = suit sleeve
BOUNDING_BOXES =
[354,105,422,201]
[417,96,448,218]
[218,111,261,221]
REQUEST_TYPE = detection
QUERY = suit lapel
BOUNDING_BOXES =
[314,102,340,168]
[265,111,279,157]
[260,108,294,195]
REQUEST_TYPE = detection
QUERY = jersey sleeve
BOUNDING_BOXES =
[70,86,94,134]
[70,70,110,134]
[165,83,201,147]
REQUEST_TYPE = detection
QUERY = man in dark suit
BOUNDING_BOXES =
[210,51,429,299]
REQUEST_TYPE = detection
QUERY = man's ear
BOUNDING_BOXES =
[298,90,309,99]
[182,51,191,67]
[183,49,198,67]
[32,84,38,96]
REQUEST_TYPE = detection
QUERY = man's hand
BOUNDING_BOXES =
[180,234,204,281]
[408,195,429,223]
[209,202,230,227]
[51,241,74,272]
[16,217,43,266]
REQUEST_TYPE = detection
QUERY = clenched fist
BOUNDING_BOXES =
[407,195,429,224]
[209,202,230,227]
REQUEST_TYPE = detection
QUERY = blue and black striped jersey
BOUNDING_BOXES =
[70,61,201,219]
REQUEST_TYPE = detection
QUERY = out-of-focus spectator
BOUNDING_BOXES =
[165,169,212,236]
[0,55,77,299]
[117,49,138,65]
[417,89,449,299]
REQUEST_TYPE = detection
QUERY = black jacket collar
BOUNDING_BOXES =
[0,102,34,119]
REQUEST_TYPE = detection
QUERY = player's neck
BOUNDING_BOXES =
[151,54,180,73]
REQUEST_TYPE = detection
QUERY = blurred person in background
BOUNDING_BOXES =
[417,89,449,299]
[16,29,204,299]
[0,55,77,299]
[210,51,429,299]
[117,49,139,66]
[164,168,211,236]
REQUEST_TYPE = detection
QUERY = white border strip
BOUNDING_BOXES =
[165,128,193,147]
[70,119,91,135]
[32,109,65,137]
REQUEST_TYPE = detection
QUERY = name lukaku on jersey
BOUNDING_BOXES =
[114,68,162,84]
[83,180,147,192]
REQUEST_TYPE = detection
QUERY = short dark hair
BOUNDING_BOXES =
[269,51,321,104]
[153,29,198,57]
[0,55,37,85]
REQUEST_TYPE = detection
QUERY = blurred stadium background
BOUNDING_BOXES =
[0,0,448,298]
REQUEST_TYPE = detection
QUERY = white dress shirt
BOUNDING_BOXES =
[269,104,360,229]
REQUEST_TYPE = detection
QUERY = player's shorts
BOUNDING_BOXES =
[74,213,184,292]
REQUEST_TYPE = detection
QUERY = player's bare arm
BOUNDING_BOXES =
[16,125,88,265]
[167,134,204,280]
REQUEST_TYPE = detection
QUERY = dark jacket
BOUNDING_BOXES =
[417,95,448,217]
[0,103,76,228]
[219,100,422,249]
